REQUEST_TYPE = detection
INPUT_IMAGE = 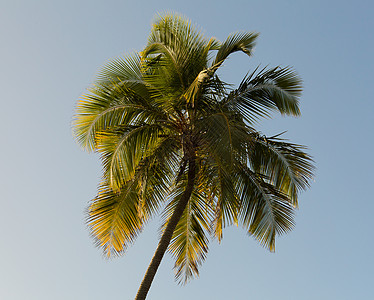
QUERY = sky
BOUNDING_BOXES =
[0,0,373,299]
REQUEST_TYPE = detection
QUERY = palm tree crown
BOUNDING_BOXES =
[73,13,314,299]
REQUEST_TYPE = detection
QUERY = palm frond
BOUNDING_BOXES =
[162,176,214,284]
[250,133,314,205]
[97,53,152,101]
[213,32,259,67]
[89,136,183,257]
[196,110,251,167]
[213,165,239,241]
[87,182,143,257]
[143,13,219,98]
[137,136,183,218]
[73,80,164,152]
[97,123,168,191]
[235,166,294,251]
[97,53,143,84]
[224,66,302,123]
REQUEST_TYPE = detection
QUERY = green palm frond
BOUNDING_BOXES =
[97,123,166,191]
[142,13,219,102]
[196,110,251,168]
[163,181,214,284]
[97,53,143,84]
[235,166,294,251]
[250,133,314,205]
[148,13,219,70]
[213,165,239,241]
[73,82,163,152]
[225,66,302,123]
[137,136,182,218]
[88,136,183,257]
[88,182,143,257]
[97,53,152,100]
[214,32,259,67]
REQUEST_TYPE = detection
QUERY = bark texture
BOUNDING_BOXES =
[135,159,196,300]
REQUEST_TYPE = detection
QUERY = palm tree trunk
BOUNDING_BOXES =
[135,159,196,300]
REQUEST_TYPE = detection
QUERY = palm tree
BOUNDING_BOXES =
[73,13,314,300]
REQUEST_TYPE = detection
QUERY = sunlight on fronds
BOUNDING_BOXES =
[73,13,314,286]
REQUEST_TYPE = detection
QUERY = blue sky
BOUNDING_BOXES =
[1,0,373,299]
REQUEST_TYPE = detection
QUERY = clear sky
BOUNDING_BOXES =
[1,0,373,299]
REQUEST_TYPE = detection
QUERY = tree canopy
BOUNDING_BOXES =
[73,13,314,299]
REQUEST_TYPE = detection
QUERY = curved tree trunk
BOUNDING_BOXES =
[135,159,196,300]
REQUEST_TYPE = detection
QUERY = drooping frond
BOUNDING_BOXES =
[136,136,183,219]
[88,182,143,257]
[212,165,239,241]
[196,111,250,165]
[73,57,165,152]
[224,66,302,123]
[235,166,295,251]
[97,123,168,191]
[88,135,183,257]
[194,110,251,240]
[213,32,259,67]
[163,179,214,284]
[250,133,314,205]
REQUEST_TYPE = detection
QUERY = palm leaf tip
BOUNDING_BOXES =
[214,31,259,66]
